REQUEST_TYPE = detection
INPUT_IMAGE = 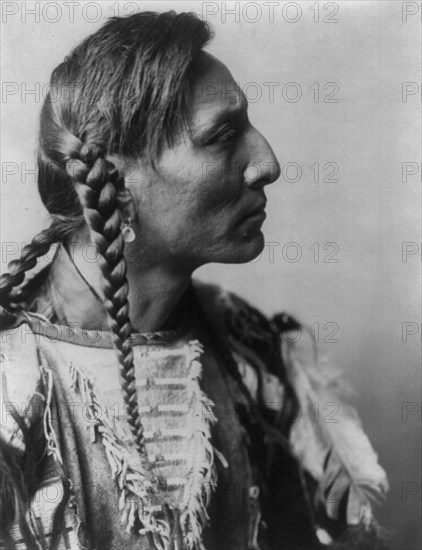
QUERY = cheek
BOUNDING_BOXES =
[160,168,230,224]
[153,144,245,230]
[192,158,245,219]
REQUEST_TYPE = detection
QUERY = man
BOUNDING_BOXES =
[0,11,387,550]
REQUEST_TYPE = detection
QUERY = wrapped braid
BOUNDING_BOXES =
[66,143,146,457]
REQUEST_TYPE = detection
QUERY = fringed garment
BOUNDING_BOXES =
[0,246,388,549]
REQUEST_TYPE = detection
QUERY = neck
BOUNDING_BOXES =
[126,261,192,332]
[67,231,193,333]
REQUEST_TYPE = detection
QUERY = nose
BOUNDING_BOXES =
[243,126,281,189]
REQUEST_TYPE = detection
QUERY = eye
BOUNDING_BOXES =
[199,120,245,147]
[216,127,238,143]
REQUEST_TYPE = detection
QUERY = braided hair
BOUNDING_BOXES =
[0,11,212,543]
[65,142,147,453]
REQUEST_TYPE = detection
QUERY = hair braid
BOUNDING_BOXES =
[0,222,65,308]
[66,143,146,456]
[1,11,213,545]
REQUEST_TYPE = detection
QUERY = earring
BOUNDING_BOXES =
[122,218,136,243]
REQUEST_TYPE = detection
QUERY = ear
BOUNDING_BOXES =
[106,154,139,223]
[116,187,137,223]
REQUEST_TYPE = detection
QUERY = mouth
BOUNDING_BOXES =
[242,200,267,220]
[245,209,267,221]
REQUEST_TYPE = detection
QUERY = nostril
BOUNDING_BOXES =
[244,162,264,185]
[243,160,281,188]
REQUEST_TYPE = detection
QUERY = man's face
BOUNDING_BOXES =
[125,52,281,271]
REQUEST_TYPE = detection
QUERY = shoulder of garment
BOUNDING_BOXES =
[192,280,390,548]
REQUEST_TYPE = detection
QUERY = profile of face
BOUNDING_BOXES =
[121,52,281,271]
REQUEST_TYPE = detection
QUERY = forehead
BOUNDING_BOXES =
[187,52,247,123]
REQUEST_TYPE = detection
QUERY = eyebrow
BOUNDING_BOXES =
[191,91,249,143]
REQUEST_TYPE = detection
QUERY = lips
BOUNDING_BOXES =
[248,210,266,219]
[242,200,267,219]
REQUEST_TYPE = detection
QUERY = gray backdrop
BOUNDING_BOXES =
[1,1,420,548]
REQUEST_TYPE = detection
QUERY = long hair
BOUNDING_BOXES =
[0,11,212,547]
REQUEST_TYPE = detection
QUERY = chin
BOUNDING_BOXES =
[218,232,265,264]
[240,232,266,263]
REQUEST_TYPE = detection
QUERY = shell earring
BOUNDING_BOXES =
[122,218,136,243]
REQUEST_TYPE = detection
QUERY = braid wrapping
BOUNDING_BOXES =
[66,145,146,456]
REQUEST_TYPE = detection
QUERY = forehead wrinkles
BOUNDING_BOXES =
[185,54,248,133]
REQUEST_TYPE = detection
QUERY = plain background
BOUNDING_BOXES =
[1,1,420,548]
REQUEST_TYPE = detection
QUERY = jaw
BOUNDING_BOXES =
[195,231,265,265]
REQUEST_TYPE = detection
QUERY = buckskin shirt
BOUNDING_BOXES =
[0,245,388,550]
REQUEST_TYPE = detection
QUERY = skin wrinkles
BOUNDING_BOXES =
[124,52,281,268]
[73,51,281,331]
